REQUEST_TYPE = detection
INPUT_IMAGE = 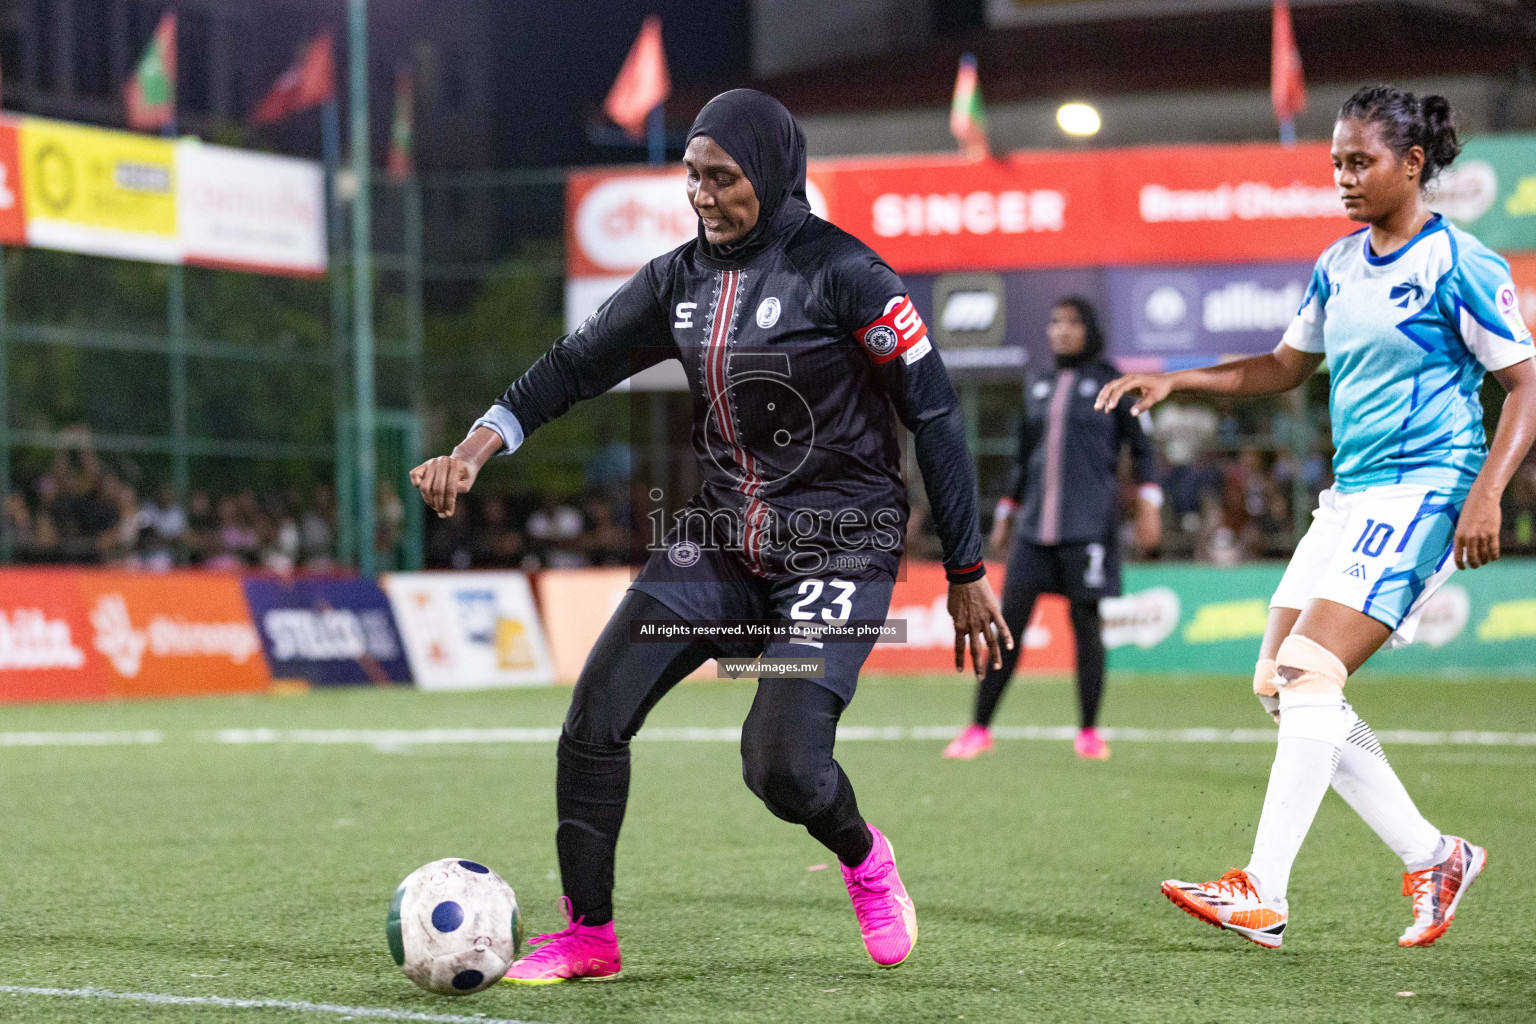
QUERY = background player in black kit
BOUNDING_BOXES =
[410,90,1010,980]
[943,298,1161,762]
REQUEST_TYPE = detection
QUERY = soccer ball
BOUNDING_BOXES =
[387,858,522,995]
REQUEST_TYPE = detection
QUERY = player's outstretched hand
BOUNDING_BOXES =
[410,455,479,519]
[1095,373,1175,417]
[1453,486,1501,569]
[949,578,1014,680]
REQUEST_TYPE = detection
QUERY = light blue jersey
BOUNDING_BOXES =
[1283,215,1534,493]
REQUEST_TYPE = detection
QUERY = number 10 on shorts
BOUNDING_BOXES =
[1352,519,1395,558]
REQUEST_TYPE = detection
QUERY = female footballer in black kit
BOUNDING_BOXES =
[411,90,1010,979]
[944,298,1162,761]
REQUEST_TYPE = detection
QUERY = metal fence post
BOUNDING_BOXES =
[350,0,377,577]
[324,98,354,568]
[403,176,424,570]
[168,264,188,525]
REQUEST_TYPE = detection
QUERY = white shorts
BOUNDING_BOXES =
[1270,484,1463,649]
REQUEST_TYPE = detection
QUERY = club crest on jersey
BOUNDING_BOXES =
[756,296,781,329]
[864,325,899,357]
[668,541,702,568]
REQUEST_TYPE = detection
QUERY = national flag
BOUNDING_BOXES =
[1271,1,1307,126]
[950,52,989,161]
[252,31,336,126]
[604,15,670,140]
[387,64,414,182]
[124,12,176,131]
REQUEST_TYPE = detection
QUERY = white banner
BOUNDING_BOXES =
[382,572,556,690]
[177,141,326,276]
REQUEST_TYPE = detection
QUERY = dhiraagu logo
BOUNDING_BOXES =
[1182,598,1270,644]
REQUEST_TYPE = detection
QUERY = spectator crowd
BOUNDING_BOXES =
[10,412,1536,572]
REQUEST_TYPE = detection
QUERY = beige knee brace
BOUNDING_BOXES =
[1253,657,1278,697]
[1273,634,1347,697]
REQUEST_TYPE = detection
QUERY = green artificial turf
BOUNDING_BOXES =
[1,673,1533,1023]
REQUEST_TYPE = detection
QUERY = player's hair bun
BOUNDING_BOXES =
[1418,94,1462,181]
[1338,84,1462,187]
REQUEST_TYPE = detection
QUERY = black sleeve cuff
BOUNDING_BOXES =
[944,560,987,585]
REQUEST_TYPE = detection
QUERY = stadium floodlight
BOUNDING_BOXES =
[1057,102,1101,137]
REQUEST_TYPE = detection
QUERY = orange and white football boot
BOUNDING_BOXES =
[1399,836,1487,948]
[1161,869,1288,949]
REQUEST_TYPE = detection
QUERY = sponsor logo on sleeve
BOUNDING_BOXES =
[856,295,930,365]
[1497,283,1533,343]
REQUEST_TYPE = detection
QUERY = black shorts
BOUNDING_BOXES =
[1005,533,1122,603]
[630,546,894,703]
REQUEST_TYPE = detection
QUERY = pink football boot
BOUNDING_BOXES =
[501,897,622,985]
[841,825,917,967]
[942,724,994,759]
[1074,726,1110,760]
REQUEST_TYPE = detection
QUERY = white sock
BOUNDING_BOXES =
[1331,708,1443,869]
[1244,693,1351,902]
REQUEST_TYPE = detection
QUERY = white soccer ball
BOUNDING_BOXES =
[387,858,522,995]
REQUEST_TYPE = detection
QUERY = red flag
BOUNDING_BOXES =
[604,15,670,140]
[252,31,336,126]
[1271,1,1307,125]
[387,65,414,183]
[124,12,176,131]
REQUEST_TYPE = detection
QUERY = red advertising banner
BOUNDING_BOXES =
[566,141,1357,280]
[0,569,270,702]
[0,118,27,245]
[862,561,1073,675]
[74,571,268,698]
[0,569,107,702]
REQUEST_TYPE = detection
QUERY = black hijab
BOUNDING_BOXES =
[1051,296,1106,369]
[685,89,812,264]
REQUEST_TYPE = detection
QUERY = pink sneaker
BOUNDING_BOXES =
[1074,726,1110,760]
[501,898,622,985]
[942,724,994,759]
[841,825,917,967]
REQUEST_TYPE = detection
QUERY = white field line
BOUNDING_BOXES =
[0,984,548,1024]
[206,725,1536,747]
[3,726,1532,750]
[0,730,162,747]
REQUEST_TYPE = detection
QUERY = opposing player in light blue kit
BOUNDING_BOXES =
[1097,85,1536,949]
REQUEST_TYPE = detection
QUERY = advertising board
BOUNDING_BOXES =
[244,577,411,686]
[863,561,1074,675]
[20,117,181,263]
[177,142,326,276]
[383,572,554,690]
[74,571,267,698]
[0,118,26,244]
[0,569,105,702]
[1104,261,1315,366]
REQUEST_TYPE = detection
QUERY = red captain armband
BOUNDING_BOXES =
[856,295,932,366]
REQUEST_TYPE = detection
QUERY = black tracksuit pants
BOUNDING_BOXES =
[555,589,873,926]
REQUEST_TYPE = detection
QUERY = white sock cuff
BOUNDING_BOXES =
[1276,698,1350,746]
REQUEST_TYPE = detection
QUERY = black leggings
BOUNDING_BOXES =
[557,589,872,926]
[972,589,1106,730]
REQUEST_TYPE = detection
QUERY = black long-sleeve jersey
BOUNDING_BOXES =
[1002,358,1158,545]
[493,212,986,583]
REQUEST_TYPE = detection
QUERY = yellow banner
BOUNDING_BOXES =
[20,117,178,260]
